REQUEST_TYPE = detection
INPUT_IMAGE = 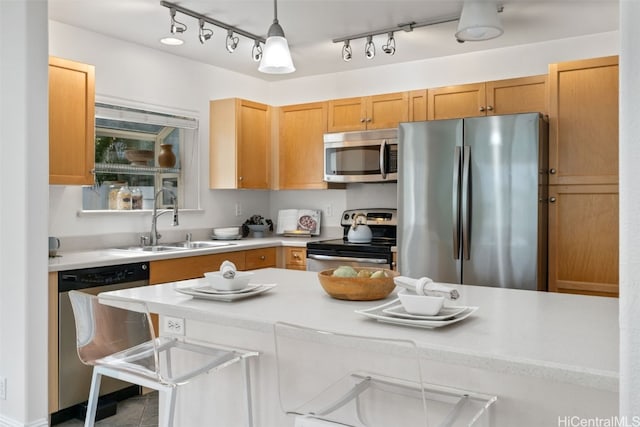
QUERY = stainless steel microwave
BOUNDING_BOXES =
[323,129,398,183]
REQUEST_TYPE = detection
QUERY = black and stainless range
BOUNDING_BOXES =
[306,208,397,272]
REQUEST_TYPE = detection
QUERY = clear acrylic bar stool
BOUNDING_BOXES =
[274,322,497,427]
[69,290,258,427]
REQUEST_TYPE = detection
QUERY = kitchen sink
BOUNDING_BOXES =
[164,241,236,249]
[114,245,188,253]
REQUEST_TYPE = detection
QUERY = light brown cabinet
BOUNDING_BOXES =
[427,75,547,120]
[278,102,329,189]
[245,247,277,270]
[547,56,619,297]
[49,56,95,185]
[548,56,618,186]
[408,90,427,122]
[284,246,306,270]
[210,99,271,189]
[547,185,619,297]
[327,92,409,132]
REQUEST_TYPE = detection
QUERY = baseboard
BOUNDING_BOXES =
[0,414,48,427]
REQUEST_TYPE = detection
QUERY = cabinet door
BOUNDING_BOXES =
[548,185,619,297]
[238,100,271,189]
[548,56,618,185]
[149,252,246,284]
[284,247,306,270]
[366,92,409,129]
[486,75,547,115]
[49,57,95,185]
[408,90,427,122]
[427,83,485,120]
[279,102,328,189]
[327,97,366,132]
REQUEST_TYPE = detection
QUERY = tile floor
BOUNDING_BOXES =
[56,392,158,427]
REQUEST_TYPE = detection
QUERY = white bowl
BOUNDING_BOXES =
[203,271,253,291]
[397,289,445,316]
[213,227,240,237]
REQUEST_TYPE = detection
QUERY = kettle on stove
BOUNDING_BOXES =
[347,213,373,243]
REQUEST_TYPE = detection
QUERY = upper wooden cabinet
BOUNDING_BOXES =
[327,92,409,132]
[49,56,95,185]
[427,75,547,120]
[278,102,329,190]
[408,90,427,122]
[548,56,618,185]
[210,99,271,189]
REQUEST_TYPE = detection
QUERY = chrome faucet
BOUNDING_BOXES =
[150,188,179,246]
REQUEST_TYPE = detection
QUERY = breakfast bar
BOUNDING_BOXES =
[99,268,619,427]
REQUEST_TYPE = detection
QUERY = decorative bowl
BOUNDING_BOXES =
[317,268,398,301]
[213,227,240,237]
[124,150,154,166]
[247,224,268,237]
[397,289,445,316]
[203,271,253,291]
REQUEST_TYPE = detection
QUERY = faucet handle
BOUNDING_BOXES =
[140,235,150,247]
[186,232,192,242]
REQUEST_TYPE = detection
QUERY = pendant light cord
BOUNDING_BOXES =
[273,0,278,23]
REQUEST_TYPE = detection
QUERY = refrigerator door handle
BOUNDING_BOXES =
[462,145,471,260]
[452,146,461,260]
[379,139,387,180]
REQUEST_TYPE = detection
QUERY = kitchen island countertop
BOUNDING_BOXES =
[99,268,619,426]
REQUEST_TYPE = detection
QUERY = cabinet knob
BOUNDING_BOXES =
[487,105,493,111]
[293,253,300,259]
[549,197,557,203]
[360,118,366,123]
[366,118,372,122]
[549,168,557,174]
[260,255,265,260]
[479,106,485,112]
[239,176,243,181]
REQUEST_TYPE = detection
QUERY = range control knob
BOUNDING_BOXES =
[343,213,350,221]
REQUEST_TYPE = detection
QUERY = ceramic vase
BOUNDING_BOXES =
[158,144,176,168]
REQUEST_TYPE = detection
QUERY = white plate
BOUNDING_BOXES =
[382,304,468,321]
[356,299,478,329]
[189,283,262,295]
[210,234,243,240]
[175,284,276,301]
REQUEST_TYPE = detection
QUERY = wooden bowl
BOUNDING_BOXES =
[124,150,154,165]
[317,268,399,301]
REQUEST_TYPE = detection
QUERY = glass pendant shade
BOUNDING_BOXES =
[258,21,295,74]
[455,1,503,41]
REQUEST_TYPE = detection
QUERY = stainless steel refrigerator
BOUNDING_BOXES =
[398,113,548,290]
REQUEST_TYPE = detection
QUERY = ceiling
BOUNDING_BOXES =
[48,0,619,81]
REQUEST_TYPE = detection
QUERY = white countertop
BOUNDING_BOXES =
[48,235,327,272]
[99,268,619,392]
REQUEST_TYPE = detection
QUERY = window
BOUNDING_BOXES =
[81,103,199,211]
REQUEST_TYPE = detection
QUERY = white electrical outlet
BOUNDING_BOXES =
[325,204,333,217]
[162,316,185,335]
[235,203,242,217]
[0,376,6,400]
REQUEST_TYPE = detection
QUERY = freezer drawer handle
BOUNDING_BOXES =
[307,254,388,264]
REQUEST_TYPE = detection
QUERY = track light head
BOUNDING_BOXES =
[226,29,239,53]
[382,32,395,55]
[198,19,213,44]
[252,40,263,62]
[342,40,352,62]
[169,8,186,34]
[365,35,375,59]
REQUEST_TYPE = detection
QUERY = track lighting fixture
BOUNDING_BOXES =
[258,0,296,74]
[342,40,352,62]
[382,32,395,55]
[169,7,186,35]
[198,19,213,44]
[225,30,239,53]
[365,36,376,59]
[252,40,263,62]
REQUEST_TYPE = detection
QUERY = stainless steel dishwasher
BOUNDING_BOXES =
[54,262,149,424]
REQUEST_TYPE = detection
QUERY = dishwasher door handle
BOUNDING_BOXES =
[307,254,388,264]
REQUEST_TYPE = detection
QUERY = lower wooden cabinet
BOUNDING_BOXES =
[548,185,619,297]
[245,248,277,270]
[284,246,307,270]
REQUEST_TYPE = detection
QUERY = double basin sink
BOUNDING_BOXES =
[115,241,235,253]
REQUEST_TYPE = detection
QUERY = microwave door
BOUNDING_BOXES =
[324,143,385,183]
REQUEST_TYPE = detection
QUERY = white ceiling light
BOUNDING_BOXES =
[161,7,186,46]
[455,1,503,42]
[258,0,295,74]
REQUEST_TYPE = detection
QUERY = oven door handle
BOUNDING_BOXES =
[307,254,388,264]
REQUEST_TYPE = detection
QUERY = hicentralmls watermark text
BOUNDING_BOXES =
[558,416,640,427]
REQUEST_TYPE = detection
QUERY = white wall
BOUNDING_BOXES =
[618,1,640,418]
[0,2,49,426]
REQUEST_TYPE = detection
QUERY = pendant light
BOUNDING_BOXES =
[258,0,295,74]
[455,0,503,42]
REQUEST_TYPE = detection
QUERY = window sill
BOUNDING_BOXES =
[77,208,205,217]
